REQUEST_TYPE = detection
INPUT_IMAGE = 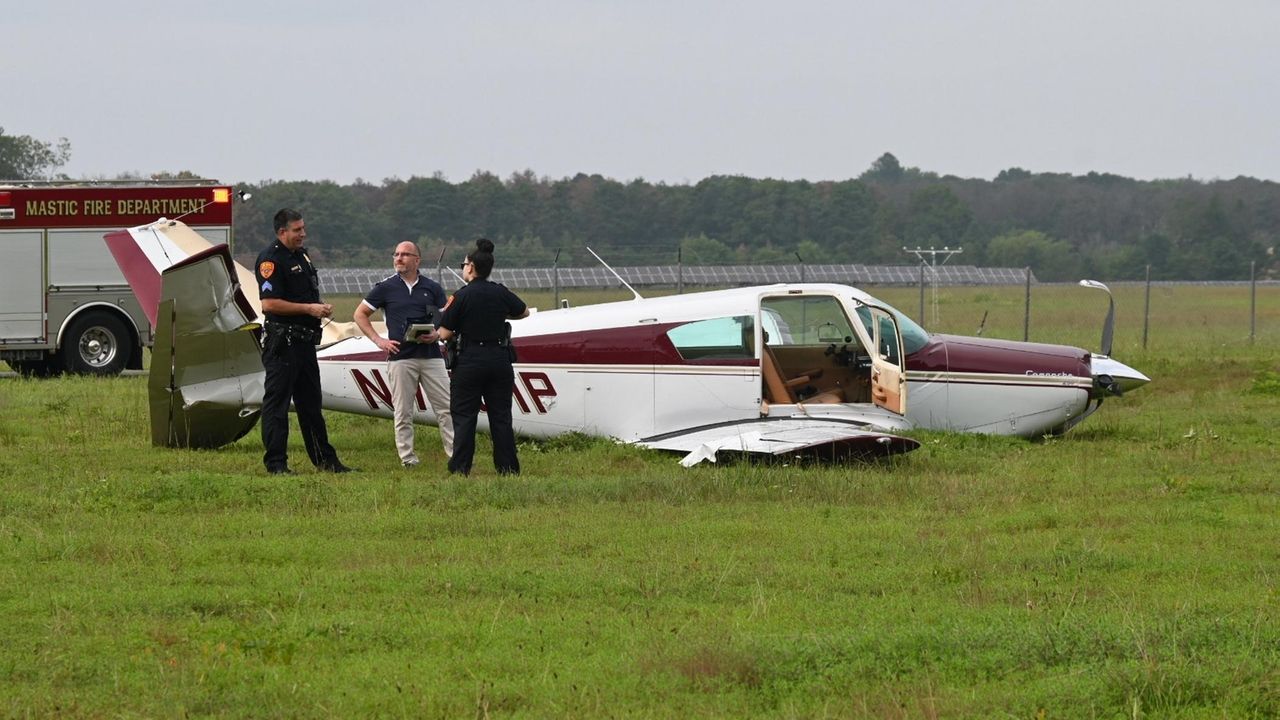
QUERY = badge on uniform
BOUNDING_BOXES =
[259,261,275,279]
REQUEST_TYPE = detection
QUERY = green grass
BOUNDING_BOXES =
[1,285,1278,717]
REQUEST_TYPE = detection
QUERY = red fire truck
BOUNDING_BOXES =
[0,181,237,376]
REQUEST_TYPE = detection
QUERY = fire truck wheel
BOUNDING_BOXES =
[62,312,132,376]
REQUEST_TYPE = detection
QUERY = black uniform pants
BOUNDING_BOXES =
[261,330,340,471]
[448,346,519,475]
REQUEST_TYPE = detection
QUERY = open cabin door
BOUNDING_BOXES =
[866,305,907,415]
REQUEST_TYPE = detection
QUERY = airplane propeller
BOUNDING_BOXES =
[1077,279,1114,356]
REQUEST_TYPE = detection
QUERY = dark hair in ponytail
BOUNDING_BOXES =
[468,238,495,279]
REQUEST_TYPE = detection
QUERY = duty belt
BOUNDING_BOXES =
[462,337,507,348]
[265,322,321,344]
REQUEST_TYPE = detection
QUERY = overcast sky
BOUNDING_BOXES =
[6,1,1279,185]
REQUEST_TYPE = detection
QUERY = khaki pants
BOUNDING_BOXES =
[387,357,453,464]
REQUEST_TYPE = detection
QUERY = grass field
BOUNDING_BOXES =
[1,284,1278,718]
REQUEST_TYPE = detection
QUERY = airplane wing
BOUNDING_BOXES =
[637,418,920,466]
[148,244,264,448]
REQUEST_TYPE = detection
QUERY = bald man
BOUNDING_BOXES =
[353,241,454,467]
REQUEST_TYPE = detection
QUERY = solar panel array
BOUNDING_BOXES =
[319,264,1036,294]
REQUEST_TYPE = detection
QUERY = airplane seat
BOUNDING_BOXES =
[760,343,795,404]
[762,341,842,404]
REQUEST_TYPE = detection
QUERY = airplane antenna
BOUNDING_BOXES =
[586,246,643,300]
[1077,279,1114,356]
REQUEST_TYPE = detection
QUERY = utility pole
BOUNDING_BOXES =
[902,245,963,326]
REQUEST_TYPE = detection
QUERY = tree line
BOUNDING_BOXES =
[4,127,1276,281]
[232,156,1278,281]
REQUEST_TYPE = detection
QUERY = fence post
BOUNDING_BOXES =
[1143,264,1151,350]
[1250,260,1257,344]
[1023,266,1031,342]
[677,246,684,294]
[918,262,925,323]
[553,249,561,308]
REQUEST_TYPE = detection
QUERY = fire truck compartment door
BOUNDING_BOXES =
[48,226,229,289]
[50,229,131,287]
[0,231,46,341]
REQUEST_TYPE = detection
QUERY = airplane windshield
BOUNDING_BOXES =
[855,297,930,355]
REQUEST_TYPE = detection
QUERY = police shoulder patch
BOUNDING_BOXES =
[259,261,275,279]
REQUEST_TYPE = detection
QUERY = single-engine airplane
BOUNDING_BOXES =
[105,220,1148,465]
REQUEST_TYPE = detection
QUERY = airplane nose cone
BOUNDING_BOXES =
[1091,354,1150,396]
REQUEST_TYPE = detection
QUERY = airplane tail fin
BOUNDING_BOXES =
[106,219,377,447]
[105,221,266,448]
[148,245,265,448]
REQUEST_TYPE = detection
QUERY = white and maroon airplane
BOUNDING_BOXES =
[106,220,1148,465]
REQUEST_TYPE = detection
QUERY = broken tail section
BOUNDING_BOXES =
[105,220,385,448]
[105,221,264,447]
[149,245,264,448]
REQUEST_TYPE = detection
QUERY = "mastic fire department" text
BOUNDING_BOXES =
[24,198,208,217]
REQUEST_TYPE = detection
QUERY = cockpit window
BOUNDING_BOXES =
[760,296,858,347]
[855,296,930,355]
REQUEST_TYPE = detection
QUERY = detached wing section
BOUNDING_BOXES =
[149,245,265,448]
[638,418,919,466]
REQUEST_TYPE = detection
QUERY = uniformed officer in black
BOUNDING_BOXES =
[254,208,352,475]
[437,238,529,475]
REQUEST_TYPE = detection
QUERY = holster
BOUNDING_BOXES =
[443,338,459,370]
[504,322,518,363]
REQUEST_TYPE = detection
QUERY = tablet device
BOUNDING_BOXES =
[404,324,438,343]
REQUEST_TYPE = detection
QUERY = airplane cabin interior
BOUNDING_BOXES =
[758,295,874,405]
[662,294,879,406]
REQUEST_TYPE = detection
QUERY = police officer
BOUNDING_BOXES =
[353,240,454,467]
[437,238,529,475]
[254,208,353,475]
